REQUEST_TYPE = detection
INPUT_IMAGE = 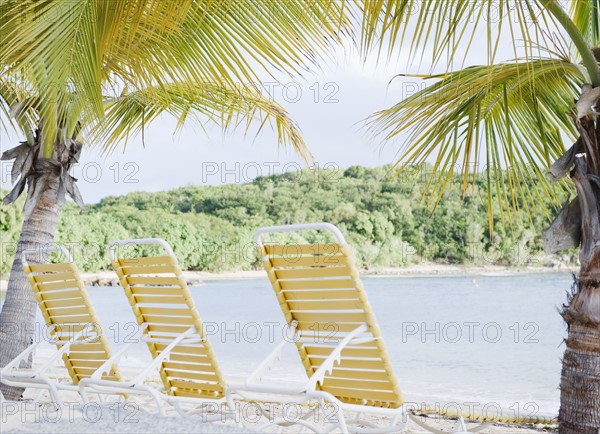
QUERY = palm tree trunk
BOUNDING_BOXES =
[559,277,600,434]
[558,107,600,434]
[0,162,62,400]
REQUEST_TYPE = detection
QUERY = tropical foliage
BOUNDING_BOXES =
[1,165,573,274]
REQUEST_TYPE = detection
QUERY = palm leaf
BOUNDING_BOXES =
[92,81,312,162]
[0,72,38,145]
[358,0,566,69]
[366,58,584,224]
[0,0,350,159]
[569,0,600,48]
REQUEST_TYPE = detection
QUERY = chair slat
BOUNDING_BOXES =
[297,321,364,333]
[147,324,192,334]
[142,315,195,325]
[275,266,353,280]
[288,299,363,310]
[38,289,82,301]
[171,388,222,398]
[279,279,354,290]
[163,361,214,371]
[28,263,76,273]
[164,369,219,382]
[325,369,391,382]
[37,280,81,292]
[304,345,381,358]
[158,352,208,364]
[322,377,391,389]
[33,272,79,283]
[282,289,359,301]
[320,386,398,403]
[128,276,182,286]
[139,306,191,316]
[269,255,346,268]
[264,243,342,256]
[46,306,89,317]
[120,264,179,275]
[47,315,94,324]
[67,359,105,369]
[41,297,87,308]
[310,357,386,370]
[119,256,177,267]
[69,343,107,353]
[154,343,209,355]
[292,311,368,324]
[68,351,109,360]
[134,295,187,304]
[169,379,222,392]
[131,286,184,295]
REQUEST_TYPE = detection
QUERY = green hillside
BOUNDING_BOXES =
[0,165,575,274]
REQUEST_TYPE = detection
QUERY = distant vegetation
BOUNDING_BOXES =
[1,165,576,274]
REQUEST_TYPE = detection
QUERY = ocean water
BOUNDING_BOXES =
[0,273,571,418]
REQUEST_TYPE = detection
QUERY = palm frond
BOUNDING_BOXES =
[0,73,38,145]
[0,0,350,159]
[92,81,312,162]
[569,0,600,47]
[366,58,584,224]
[359,0,570,69]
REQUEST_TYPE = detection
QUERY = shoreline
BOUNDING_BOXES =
[0,263,578,291]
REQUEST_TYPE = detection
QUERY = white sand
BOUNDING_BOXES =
[1,387,557,433]
[2,402,249,433]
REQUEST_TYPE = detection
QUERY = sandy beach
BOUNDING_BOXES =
[0,335,560,433]
[1,385,557,434]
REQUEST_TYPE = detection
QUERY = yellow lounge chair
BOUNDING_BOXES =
[232,223,487,434]
[79,238,228,418]
[0,246,123,407]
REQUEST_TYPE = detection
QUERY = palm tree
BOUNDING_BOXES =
[359,1,599,433]
[0,0,348,400]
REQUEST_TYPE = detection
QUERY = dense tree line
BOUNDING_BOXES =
[0,165,575,274]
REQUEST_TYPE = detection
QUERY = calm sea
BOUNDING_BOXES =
[1,273,571,418]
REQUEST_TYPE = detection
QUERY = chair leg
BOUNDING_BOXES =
[32,388,47,405]
[79,383,91,404]
[332,403,349,433]
[148,387,166,416]
[42,380,63,409]
[452,416,468,434]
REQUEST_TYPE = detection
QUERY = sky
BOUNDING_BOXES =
[0,9,566,204]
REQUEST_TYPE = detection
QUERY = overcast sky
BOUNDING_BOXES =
[0,16,558,204]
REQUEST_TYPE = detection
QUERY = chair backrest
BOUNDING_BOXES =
[109,238,225,399]
[23,246,121,384]
[255,223,403,408]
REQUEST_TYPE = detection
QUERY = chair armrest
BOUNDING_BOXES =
[131,326,197,384]
[306,324,368,391]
